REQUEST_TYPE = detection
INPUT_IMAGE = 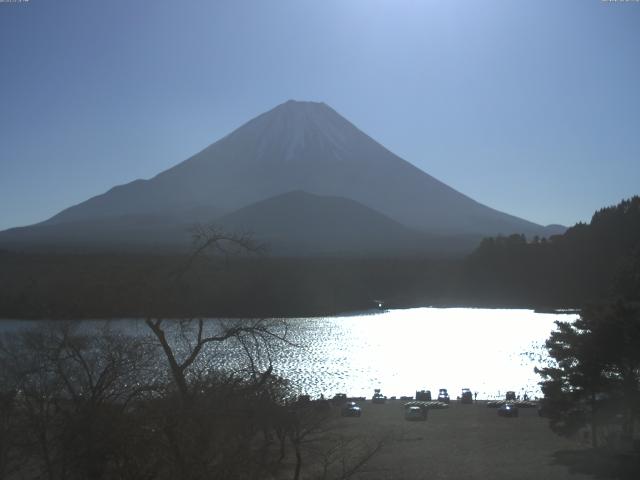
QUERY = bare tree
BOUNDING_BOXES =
[176,224,266,279]
[0,389,19,480]
[139,224,392,480]
[0,223,387,480]
[314,435,386,480]
[144,316,288,401]
[0,323,158,480]
[139,224,302,479]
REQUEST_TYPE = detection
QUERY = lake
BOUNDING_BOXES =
[271,307,578,399]
[0,307,577,400]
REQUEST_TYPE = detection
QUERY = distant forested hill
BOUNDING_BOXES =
[1,198,637,319]
[463,196,640,306]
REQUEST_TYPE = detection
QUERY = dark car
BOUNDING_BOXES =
[372,393,387,404]
[437,388,450,404]
[461,388,473,404]
[416,390,432,401]
[498,403,519,417]
[505,391,517,401]
[372,388,387,404]
[341,401,362,417]
[404,404,428,421]
[332,393,347,405]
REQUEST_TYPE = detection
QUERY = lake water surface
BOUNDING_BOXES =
[1,307,576,400]
[273,307,579,399]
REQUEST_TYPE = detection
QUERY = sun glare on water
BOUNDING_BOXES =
[276,307,574,399]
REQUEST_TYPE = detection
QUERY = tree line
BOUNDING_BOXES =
[530,197,640,461]
[0,252,462,319]
[536,302,640,454]
[2,197,639,320]
[464,196,640,307]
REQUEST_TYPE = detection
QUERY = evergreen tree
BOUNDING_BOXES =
[537,302,640,448]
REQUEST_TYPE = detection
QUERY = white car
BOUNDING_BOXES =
[341,401,362,417]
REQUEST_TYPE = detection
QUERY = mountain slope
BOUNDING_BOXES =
[216,190,426,255]
[0,100,564,254]
[42,100,554,236]
[0,213,195,252]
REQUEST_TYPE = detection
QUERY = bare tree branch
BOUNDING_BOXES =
[171,223,266,281]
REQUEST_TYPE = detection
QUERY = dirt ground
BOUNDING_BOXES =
[297,400,594,480]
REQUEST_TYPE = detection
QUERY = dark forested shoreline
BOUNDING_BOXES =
[1,197,638,320]
[0,252,462,319]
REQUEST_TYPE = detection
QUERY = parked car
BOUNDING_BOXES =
[332,393,347,405]
[372,389,387,404]
[416,390,432,401]
[461,388,473,404]
[372,393,387,404]
[341,401,362,417]
[404,404,428,421]
[438,388,450,403]
[498,403,519,417]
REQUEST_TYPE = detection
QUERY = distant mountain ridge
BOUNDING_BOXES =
[0,100,564,255]
[216,190,425,256]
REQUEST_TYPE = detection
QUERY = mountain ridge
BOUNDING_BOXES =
[1,100,565,254]
[216,190,426,256]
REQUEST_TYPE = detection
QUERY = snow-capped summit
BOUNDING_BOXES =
[232,100,354,163]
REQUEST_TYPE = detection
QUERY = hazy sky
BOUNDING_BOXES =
[1,0,639,230]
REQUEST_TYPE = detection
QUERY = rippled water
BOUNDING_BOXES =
[270,307,578,399]
[1,308,576,400]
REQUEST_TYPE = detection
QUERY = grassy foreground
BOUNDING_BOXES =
[292,400,593,480]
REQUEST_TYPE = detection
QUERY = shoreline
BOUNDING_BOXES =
[0,304,581,322]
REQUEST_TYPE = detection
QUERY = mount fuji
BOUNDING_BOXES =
[0,100,563,255]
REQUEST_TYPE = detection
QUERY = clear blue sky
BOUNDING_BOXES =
[1,0,639,230]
